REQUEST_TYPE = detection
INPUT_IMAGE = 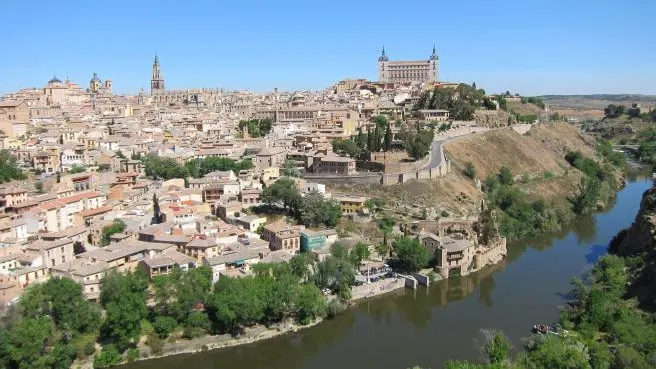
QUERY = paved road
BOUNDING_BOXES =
[420,139,446,171]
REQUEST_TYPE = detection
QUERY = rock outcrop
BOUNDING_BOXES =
[614,183,656,256]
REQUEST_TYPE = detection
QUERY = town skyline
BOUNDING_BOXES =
[2,0,656,96]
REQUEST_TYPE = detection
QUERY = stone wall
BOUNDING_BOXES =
[351,277,405,300]
[308,157,450,186]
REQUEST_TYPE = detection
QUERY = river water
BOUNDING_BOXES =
[124,173,653,369]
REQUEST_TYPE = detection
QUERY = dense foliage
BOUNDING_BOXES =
[394,236,430,273]
[68,164,87,174]
[0,278,102,369]
[237,118,273,138]
[332,116,395,160]
[0,150,26,183]
[143,153,253,181]
[483,141,622,241]
[603,104,626,119]
[402,128,435,160]
[415,84,495,120]
[520,96,546,110]
[261,178,342,227]
[101,219,126,246]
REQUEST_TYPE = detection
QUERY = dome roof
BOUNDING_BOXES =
[90,72,100,82]
[48,75,62,84]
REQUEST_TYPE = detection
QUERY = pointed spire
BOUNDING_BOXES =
[430,44,439,60]
[378,46,389,62]
[154,53,159,65]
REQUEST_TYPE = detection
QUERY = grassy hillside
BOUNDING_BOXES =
[445,123,596,202]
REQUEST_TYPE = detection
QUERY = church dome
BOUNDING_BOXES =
[90,72,101,82]
[48,75,62,84]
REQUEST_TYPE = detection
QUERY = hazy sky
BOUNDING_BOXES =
[1,0,655,96]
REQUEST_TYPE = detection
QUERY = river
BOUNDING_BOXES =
[124,173,653,369]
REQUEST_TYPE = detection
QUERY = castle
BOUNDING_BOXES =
[377,46,439,84]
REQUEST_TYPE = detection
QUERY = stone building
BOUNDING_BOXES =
[88,73,112,94]
[377,46,439,84]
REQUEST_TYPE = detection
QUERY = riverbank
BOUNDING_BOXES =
[75,318,324,369]
[119,178,653,369]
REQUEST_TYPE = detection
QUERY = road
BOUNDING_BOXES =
[420,139,446,171]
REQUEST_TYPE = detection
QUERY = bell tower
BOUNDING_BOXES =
[150,54,165,95]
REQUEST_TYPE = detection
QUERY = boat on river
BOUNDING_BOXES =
[532,323,566,335]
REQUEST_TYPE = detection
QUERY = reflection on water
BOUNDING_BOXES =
[124,173,653,369]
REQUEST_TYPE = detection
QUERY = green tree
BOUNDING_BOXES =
[93,344,123,368]
[299,191,342,227]
[101,219,126,246]
[3,317,55,369]
[351,242,371,266]
[34,181,44,194]
[153,316,178,339]
[68,164,86,174]
[394,237,430,273]
[498,166,514,186]
[296,284,327,325]
[383,124,393,152]
[289,252,314,281]
[485,332,511,364]
[332,138,361,158]
[262,178,302,214]
[403,129,434,160]
[0,150,26,183]
[100,271,148,351]
[522,336,591,369]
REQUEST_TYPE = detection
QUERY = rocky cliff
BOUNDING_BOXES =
[611,181,656,309]
[614,183,656,256]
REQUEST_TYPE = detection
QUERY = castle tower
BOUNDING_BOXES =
[429,45,439,82]
[150,54,165,95]
[377,46,389,82]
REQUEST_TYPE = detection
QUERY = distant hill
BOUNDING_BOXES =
[540,94,656,110]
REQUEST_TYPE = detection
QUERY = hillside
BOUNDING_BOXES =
[329,123,601,226]
[506,101,544,117]
[541,94,656,110]
[445,123,596,203]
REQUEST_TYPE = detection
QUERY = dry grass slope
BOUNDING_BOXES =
[445,123,596,202]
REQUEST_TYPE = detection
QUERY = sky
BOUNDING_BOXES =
[1,0,655,96]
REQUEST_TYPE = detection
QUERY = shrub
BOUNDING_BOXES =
[326,299,346,318]
[84,342,96,357]
[93,345,122,369]
[153,316,177,339]
[126,348,140,362]
[463,162,477,179]
[146,334,164,355]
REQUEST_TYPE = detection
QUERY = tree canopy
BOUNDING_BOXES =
[238,119,273,138]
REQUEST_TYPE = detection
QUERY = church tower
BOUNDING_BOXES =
[150,54,165,95]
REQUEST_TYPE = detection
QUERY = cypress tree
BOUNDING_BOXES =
[383,124,393,152]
